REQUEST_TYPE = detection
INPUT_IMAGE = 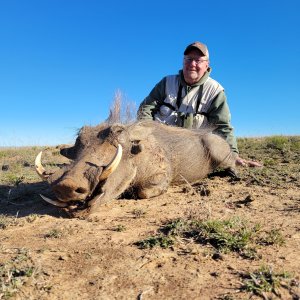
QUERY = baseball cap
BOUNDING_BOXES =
[184,41,209,58]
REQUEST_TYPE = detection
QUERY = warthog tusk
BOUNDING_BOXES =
[35,151,49,181]
[88,192,105,206]
[99,144,123,181]
[39,194,69,208]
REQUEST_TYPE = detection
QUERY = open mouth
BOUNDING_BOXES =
[39,187,105,212]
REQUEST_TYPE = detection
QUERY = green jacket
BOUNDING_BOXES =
[137,68,239,154]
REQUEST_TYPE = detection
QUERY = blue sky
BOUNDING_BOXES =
[0,0,299,146]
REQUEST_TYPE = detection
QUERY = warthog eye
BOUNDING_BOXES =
[131,140,143,154]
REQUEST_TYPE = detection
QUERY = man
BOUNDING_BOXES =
[137,41,261,167]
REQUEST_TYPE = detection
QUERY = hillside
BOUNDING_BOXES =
[0,136,300,299]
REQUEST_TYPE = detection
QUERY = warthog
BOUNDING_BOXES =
[35,121,236,217]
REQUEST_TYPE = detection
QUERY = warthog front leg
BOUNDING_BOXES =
[88,166,138,215]
[137,171,171,199]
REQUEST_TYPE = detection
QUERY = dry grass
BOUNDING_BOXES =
[106,89,136,124]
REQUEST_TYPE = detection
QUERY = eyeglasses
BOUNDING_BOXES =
[184,57,208,65]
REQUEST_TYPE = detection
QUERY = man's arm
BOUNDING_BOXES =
[207,91,262,167]
[137,77,166,120]
[206,91,239,154]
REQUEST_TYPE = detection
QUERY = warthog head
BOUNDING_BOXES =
[35,122,140,216]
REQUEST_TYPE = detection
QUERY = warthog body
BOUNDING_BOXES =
[36,121,236,217]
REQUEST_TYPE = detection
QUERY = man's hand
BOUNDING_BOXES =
[236,156,263,167]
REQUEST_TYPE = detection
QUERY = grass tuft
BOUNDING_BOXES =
[43,229,63,239]
[0,248,40,299]
[131,208,146,218]
[161,217,260,256]
[135,217,285,258]
[242,265,292,297]
[0,215,20,229]
[134,235,174,249]
[0,214,39,230]
[258,228,285,246]
[112,224,127,232]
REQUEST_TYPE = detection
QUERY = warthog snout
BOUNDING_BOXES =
[52,177,89,201]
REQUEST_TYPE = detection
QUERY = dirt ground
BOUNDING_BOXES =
[0,136,300,299]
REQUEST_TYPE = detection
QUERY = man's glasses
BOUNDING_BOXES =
[184,57,207,65]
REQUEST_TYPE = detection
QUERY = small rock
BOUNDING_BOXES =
[244,195,254,203]
[212,252,223,260]
[234,195,255,207]
[58,255,68,261]
[23,161,31,167]
[2,165,9,171]
[200,188,211,196]
[210,272,219,277]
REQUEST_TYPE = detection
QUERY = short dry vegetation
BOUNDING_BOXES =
[0,135,299,299]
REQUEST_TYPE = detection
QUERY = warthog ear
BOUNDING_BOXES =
[109,124,127,144]
[110,124,126,135]
[131,140,144,155]
[60,145,76,160]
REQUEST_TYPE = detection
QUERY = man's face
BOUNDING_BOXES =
[183,49,209,85]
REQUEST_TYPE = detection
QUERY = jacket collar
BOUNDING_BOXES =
[179,67,211,87]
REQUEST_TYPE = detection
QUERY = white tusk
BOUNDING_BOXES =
[39,194,69,208]
[35,151,49,181]
[99,144,122,181]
